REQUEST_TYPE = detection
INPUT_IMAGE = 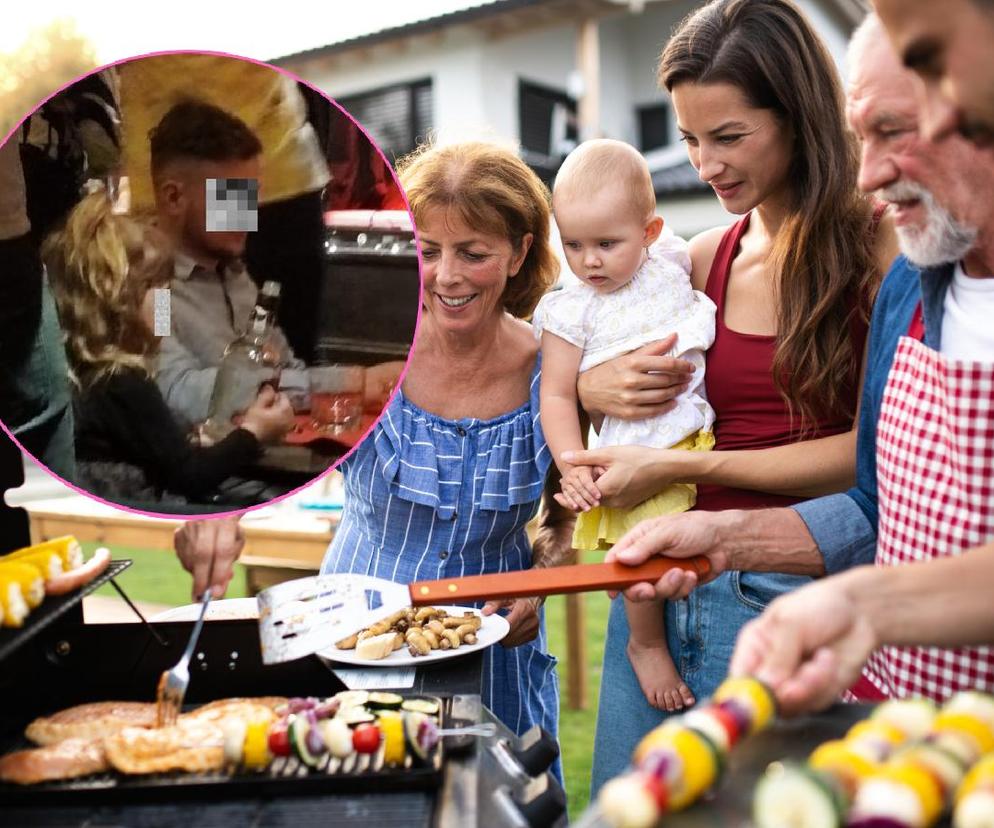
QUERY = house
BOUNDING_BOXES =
[275,0,868,239]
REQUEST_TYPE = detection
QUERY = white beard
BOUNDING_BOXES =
[878,180,977,267]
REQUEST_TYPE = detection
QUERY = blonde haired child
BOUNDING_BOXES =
[533,139,715,710]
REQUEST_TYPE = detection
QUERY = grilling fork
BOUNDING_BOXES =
[156,586,212,727]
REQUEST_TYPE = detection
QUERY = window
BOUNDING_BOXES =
[638,101,672,152]
[337,79,433,161]
[518,79,578,183]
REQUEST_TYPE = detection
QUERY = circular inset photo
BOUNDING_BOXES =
[0,51,420,516]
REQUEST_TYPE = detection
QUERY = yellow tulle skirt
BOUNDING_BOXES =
[571,430,715,551]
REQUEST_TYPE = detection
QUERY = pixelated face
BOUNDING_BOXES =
[179,157,261,261]
[206,178,258,232]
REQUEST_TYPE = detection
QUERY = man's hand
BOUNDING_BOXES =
[729,571,878,716]
[482,597,542,647]
[605,512,730,600]
[174,517,245,600]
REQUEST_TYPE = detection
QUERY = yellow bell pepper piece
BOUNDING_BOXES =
[810,739,878,780]
[957,753,994,804]
[713,677,776,733]
[933,712,994,758]
[380,712,405,767]
[846,719,908,749]
[242,720,272,770]
[878,761,943,826]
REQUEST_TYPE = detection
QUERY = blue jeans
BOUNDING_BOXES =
[590,570,812,796]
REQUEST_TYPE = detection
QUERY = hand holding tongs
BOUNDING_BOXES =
[157,559,214,726]
[257,556,710,664]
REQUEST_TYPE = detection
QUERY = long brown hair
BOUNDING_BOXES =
[45,192,173,387]
[397,140,560,319]
[659,0,878,428]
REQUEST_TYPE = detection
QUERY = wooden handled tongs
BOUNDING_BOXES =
[407,556,711,605]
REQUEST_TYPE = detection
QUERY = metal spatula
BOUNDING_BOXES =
[257,556,710,664]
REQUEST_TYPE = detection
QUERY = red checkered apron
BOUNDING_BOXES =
[854,302,994,701]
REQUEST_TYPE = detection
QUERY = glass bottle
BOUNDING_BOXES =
[202,281,283,441]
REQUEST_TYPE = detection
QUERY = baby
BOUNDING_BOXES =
[533,139,716,711]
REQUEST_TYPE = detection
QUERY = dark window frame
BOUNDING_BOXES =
[637,100,673,153]
[336,77,433,161]
[517,77,578,184]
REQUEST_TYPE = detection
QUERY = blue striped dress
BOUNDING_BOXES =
[321,357,561,775]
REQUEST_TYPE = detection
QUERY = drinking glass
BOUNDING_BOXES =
[309,365,365,432]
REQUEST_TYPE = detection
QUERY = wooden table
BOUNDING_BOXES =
[22,495,336,592]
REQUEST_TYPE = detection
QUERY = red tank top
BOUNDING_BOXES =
[695,213,868,512]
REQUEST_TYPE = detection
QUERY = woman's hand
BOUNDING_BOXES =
[482,597,543,647]
[557,445,701,510]
[576,335,695,421]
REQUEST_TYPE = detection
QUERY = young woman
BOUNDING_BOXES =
[577,0,898,791]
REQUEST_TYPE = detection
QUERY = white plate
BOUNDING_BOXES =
[316,605,509,667]
[151,597,260,622]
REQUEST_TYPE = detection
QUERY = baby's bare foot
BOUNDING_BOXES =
[627,639,696,712]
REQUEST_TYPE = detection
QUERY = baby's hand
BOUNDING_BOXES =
[557,464,601,513]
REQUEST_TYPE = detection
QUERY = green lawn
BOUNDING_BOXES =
[87,543,608,816]
[89,542,249,607]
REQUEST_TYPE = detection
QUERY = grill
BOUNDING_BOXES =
[0,559,567,827]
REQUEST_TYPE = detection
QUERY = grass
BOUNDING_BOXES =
[544,548,610,815]
[86,543,608,816]
[88,542,249,607]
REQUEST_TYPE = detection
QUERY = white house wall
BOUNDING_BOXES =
[292,1,854,148]
[478,23,577,141]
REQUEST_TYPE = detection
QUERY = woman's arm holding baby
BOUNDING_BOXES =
[561,428,856,509]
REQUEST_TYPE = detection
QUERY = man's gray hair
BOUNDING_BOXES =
[846,13,884,81]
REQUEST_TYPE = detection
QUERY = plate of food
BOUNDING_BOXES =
[317,605,510,666]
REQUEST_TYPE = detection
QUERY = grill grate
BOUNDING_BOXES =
[0,696,446,806]
[0,791,434,828]
[0,559,131,663]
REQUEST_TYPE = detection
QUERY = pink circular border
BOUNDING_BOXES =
[0,48,424,523]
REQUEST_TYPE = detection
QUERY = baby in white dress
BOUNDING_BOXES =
[533,139,716,711]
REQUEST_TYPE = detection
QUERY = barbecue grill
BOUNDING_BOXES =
[0,560,567,828]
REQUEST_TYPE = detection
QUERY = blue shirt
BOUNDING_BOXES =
[321,357,562,780]
[793,255,954,572]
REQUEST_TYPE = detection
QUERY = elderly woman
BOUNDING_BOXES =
[320,141,574,770]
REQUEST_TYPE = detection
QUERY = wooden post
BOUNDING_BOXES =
[566,591,588,709]
[576,17,601,141]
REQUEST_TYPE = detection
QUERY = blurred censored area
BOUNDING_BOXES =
[205,178,259,232]
[0,51,419,516]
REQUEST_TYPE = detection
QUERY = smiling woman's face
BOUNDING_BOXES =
[671,81,794,216]
[417,206,531,335]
